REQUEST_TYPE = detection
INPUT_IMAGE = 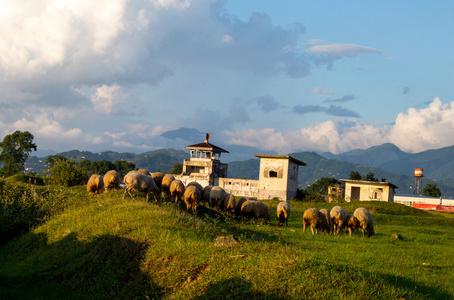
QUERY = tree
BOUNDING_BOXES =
[169,163,183,174]
[349,171,362,180]
[423,183,441,197]
[0,130,37,176]
[113,160,136,176]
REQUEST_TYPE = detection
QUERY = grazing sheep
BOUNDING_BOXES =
[277,201,291,227]
[137,169,151,176]
[201,185,213,205]
[161,174,175,200]
[87,174,104,195]
[319,208,332,234]
[240,200,271,223]
[353,207,375,237]
[209,186,226,208]
[218,193,236,217]
[330,206,348,235]
[122,171,160,202]
[170,179,185,203]
[103,170,120,192]
[344,214,360,237]
[303,208,330,235]
[183,185,201,214]
[187,181,203,195]
[234,197,257,217]
[151,172,165,190]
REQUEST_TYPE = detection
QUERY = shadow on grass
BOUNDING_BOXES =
[0,232,163,299]
[193,276,288,300]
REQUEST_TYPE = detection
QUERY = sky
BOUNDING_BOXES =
[1,0,454,158]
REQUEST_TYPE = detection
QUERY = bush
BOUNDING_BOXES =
[6,174,45,185]
[45,159,88,187]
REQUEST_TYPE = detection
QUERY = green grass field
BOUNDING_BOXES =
[1,186,454,299]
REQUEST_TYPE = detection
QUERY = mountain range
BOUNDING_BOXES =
[24,128,454,197]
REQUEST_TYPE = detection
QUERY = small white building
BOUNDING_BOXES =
[341,179,398,202]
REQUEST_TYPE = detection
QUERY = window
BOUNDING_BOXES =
[269,170,278,178]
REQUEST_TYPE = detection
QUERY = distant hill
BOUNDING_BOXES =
[24,142,454,197]
[321,143,454,194]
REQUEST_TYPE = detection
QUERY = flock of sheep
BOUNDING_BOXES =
[87,169,374,237]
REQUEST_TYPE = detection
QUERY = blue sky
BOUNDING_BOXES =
[1,0,454,157]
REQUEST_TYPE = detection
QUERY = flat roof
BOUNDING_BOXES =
[340,179,398,189]
[254,154,306,166]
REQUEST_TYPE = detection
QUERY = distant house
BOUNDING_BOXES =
[340,179,398,202]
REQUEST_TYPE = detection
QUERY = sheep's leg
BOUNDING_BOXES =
[311,226,315,235]
[362,228,366,237]
[303,223,306,233]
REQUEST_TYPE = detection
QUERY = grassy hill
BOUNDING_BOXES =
[1,183,454,299]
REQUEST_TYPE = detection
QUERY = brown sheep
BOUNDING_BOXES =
[87,174,104,195]
[344,214,360,237]
[170,179,185,203]
[122,171,160,202]
[183,185,201,214]
[219,193,236,217]
[137,169,151,176]
[303,208,330,235]
[103,170,120,192]
[187,181,203,195]
[319,208,332,234]
[277,201,291,227]
[209,186,226,208]
[161,174,175,200]
[330,206,348,235]
[234,197,257,217]
[201,185,213,206]
[240,200,271,223]
[151,172,165,190]
[353,207,375,237]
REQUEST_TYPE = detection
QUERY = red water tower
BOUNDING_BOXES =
[414,168,423,195]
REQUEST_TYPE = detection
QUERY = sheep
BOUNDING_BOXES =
[218,193,236,217]
[187,181,203,195]
[353,207,375,237]
[170,179,185,203]
[240,200,271,223]
[122,171,160,202]
[183,185,201,214]
[344,214,360,237]
[103,170,120,192]
[277,201,291,227]
[234,197,257,217]
[209,186,226,208]
[161,174,175,200]
[87,174,104,195]
[303,208,330,235]
[151,172,165,190]
[330,206,348,235]
[201,185,213,206]
[137,169,151,176]
[319,209,332,234]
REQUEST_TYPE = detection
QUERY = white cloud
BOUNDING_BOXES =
[306,40,384,57]
[224,98,454,154]
[90,84,128,114]
[313,87,334,95]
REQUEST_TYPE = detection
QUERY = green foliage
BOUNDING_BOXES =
[0,130,37,176]
[168,163,183,174]
[423,183,442,197]
[80,159,115,175]
[45,159,88,187]
[349,170,362,180]
[113,160,136,177]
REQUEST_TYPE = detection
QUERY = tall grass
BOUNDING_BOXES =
[1,185,453,299]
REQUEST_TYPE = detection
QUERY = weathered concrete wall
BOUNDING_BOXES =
[344,182,393,202]
[219,178,258,198]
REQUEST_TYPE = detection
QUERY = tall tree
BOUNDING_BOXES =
[423,183,442,197]
[0,130,37,176]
